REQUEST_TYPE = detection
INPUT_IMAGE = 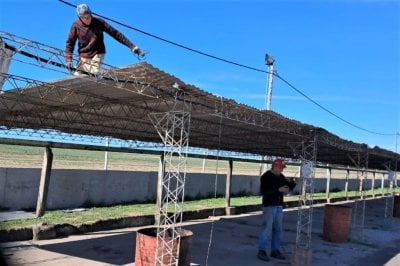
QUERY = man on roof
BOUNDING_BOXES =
[65,3,145,75]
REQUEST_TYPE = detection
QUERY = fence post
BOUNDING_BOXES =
[371,171,376,197]
[325,166,331,203]
[225,159,234,215]
[345,167,350,200]
[155,153,164,225]
[36,146,53,217]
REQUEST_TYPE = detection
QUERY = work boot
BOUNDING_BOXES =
[271,249,286,260]
[257,250,270,261]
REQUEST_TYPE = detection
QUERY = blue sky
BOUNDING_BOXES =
[1,0,399,152]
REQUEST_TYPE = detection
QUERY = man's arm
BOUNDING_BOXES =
[65,24,77,63]
[100,19,136,49]
[286,177,296,190]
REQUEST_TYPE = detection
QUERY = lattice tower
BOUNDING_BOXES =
[383,159,398,221]
[348,149,368,241]
[149,89,191,266]
[291,133,317,265]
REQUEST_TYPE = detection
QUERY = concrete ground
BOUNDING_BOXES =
[1,197,399,266]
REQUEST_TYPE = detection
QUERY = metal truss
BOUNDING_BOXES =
[293,134,317,259]
[0,127,166,151]
[347,149,368,241]
[0,37,12,89]
[383,159,398,222]
[0,31,68,75]
[384,175,394,222]
[0,31,154,94]
[0,71,302,158]
[1,31,398,171]
[317,129,364,152]
[0,30,385,157]
[149,90,191,266]
[0,73,176,139]
[0,28,322,140]
[0,29,318,140]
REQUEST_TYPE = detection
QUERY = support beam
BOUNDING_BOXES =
[225,159,233,215]
[325,166,331,203]
[35,146,53,217]
[155,153,165,225]
[371,171,376,197]
[345,168,350,200]
[0,37,13,90]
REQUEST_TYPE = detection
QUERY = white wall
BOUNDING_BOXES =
[0,167,393,210]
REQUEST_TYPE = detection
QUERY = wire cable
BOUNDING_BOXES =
[205,97,225,266]
[274,73,394,136]
[56,1,398,136]
[57,0,267,75]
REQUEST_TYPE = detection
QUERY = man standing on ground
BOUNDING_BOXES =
[257,159,296,261]
[65,3,145,75]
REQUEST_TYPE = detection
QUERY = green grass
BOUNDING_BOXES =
[0,196,258,230]
[0,144,44,156]
[3,189,399,231]
[0,195,271,230]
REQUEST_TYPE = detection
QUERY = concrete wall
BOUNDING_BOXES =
[0,167,394,210]
[1,168,41,210]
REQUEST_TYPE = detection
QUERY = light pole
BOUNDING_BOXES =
[261,53,276,174]
[265,53,275,110]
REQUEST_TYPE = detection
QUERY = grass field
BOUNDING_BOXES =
[0,143,340,178]
[0,143,283,175]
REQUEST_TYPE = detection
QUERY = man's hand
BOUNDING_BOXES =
[132,46,145,58]
[278,185,290,193]
[66,61,73,72]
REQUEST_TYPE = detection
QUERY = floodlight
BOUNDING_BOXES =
[265,53,275,66]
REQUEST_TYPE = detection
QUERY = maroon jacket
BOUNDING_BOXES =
[65,16,135,62]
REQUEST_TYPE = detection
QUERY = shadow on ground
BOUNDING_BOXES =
[2,197,400,266]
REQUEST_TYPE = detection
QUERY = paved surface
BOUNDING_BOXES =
[1,197,400,266]
[0,211,36,222]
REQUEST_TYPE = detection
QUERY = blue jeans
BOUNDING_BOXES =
[258,206,283,252]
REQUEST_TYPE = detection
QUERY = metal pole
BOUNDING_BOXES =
[265,53,275,111]
[202,150,207,173]
[104,136,110,170]
[266,64,274,110]
[260,53,275,175]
